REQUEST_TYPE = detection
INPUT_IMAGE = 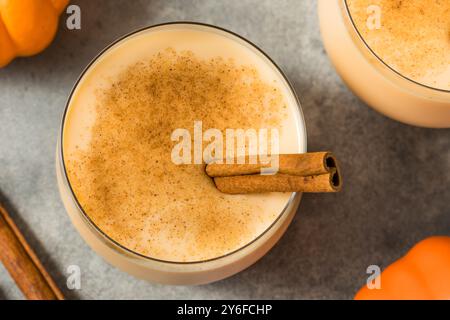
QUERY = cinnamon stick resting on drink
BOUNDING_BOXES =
[206,152,342,194]
[206,152,337,177]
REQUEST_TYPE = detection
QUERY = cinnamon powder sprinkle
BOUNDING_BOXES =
[347,0,450,89]
[65,48,290,262]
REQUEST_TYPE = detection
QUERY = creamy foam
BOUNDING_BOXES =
[347,0,450,90]
[63,26,304,262]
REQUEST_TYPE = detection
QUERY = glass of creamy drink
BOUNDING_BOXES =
[56,23,307,285]
[318,0,450,128]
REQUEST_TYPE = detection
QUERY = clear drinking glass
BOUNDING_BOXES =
[318,0,450,128]
[56,22,307,285]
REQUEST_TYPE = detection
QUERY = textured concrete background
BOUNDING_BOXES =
[0,0,449,300]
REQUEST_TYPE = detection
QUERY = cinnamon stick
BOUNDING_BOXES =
[206,152,342,194]
[0,204,64,300]
[206,152,337,177]
[214,170,342,194]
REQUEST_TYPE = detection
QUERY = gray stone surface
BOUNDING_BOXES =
[0,0,449,300]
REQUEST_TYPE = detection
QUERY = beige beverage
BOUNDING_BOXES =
[57,23,306,284]
[347,0,450,90]
[318,0,450,127]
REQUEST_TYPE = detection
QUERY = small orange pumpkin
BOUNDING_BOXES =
[0,0,69,67]
[355,236,450,300]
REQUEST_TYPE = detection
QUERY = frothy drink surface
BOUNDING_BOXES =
[347,0,450,90]
[63,26,303,262]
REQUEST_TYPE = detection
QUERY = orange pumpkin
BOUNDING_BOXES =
[355,236,450,300]
[0,0,69,67]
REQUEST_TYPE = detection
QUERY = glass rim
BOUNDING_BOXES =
[342,0,450,94]
[58,21,307,265]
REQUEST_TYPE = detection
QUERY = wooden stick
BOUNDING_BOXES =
[0,204,64,300]
[206,152,337,177]
[214,169,342,194]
